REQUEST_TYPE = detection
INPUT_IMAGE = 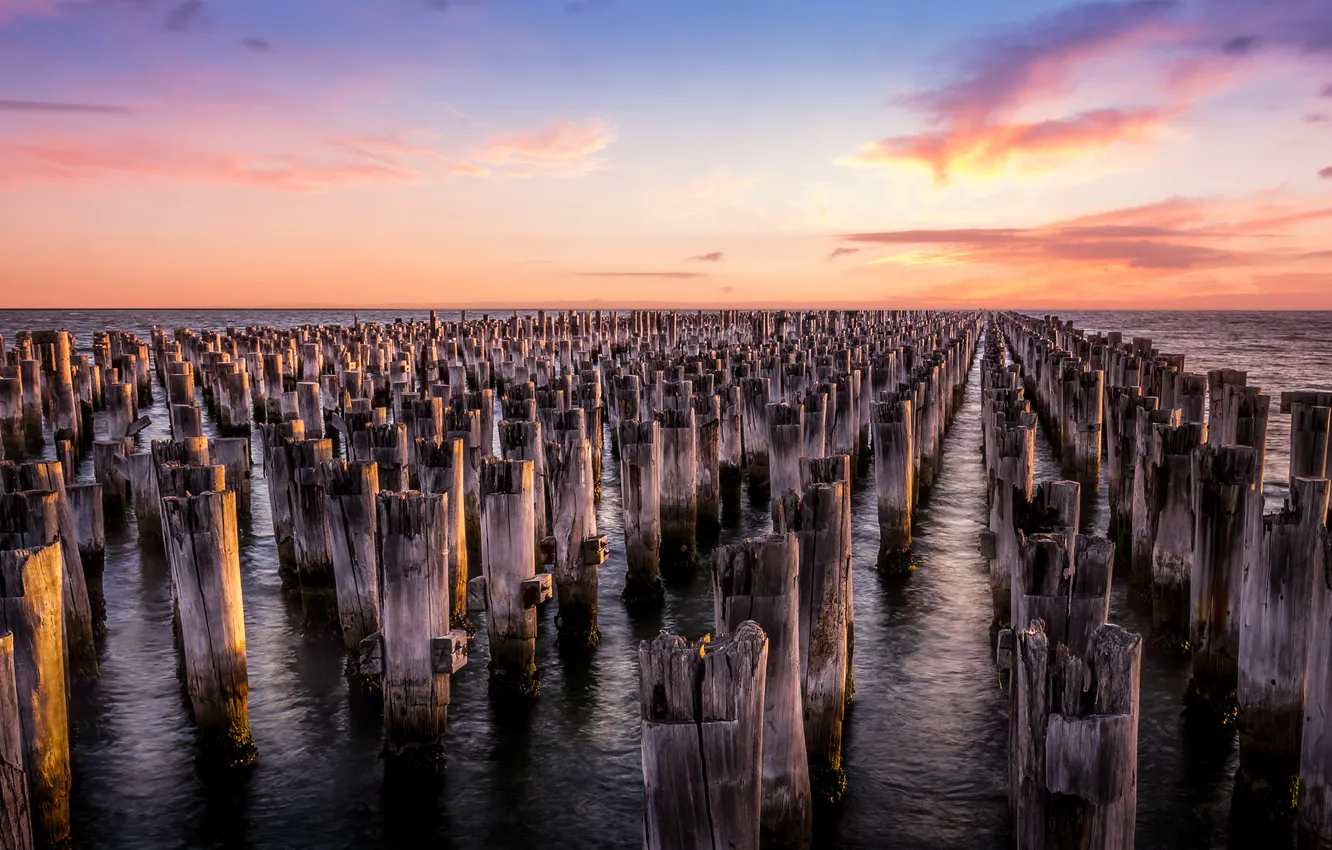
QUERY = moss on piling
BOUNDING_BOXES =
[555,600,601,650]
[621,572,665,611]
[198,721,257,772]
[488,664,540,702]
[809,756,847,807]
[877,546,915,575]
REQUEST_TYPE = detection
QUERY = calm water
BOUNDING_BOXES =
[0,309,1327,849]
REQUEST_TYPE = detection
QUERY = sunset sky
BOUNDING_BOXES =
[2,0,1331,309]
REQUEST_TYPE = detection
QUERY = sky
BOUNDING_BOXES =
[1,0,1331,309]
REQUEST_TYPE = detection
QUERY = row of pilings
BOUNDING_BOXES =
[995,310,1332,849]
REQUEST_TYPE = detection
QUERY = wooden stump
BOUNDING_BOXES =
[640,622,768,850]
[17,463,97,682]
[161,491,255,769]
[0,544,69,846]
[480,459,539,700]
[211,437,252,519]
[713,534,813,844]
[546,433,602,649]
[375,490,464,771]
[416,438,470,633]
[1236,477,1329,817]
[871,396,913,573]
[619,420,664,609]
[1188,444,1257,717]
[656,408,698,577]
[0,632,34,850]
[321,461,381,653]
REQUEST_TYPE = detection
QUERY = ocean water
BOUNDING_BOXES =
[0,308,1327,849]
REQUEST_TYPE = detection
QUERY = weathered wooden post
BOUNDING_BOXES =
[161,490,256,769]
[640,622,767,850]
[17,363,41,458]
[792,480,851,803]
[1289,400,1330,482]
[17,462,97,681]
[871,395,913,572]
[1188,444,1257,716]
[0,632,33,850]
[498,420,547,572]
[656,408,698,576]
[694,394,722,539]
[211,437,252,519]
[767,403,804,525]
[742,377,771,485]
[321,461,380,655]
[546,431,604,649]
[1152,423,1203,641]
[1300,512,1332,848]
[289,440,337,624]
[480,459,542,700]
[92,441,128,526]
[619,420,663,609]
[1014,621,1141,850]
[67,482,106,637]
[713,534,812,845]
[416,438,470,633]
[373,490,465,771]
[0,377,23,462]
[1236,476,1329,816]
[0,544,68,848]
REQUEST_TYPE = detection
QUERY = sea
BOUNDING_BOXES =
[0,308,1327,849]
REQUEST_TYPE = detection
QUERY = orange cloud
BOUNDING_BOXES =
[831,190,1332,307]
[840,107,1166,181]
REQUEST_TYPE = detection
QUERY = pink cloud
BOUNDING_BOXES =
[465,118,616,176]
[0,115,616,190]
[0,136,421,191]
[843,0,1332,181]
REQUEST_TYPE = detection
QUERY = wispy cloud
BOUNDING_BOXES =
[463,118,616,178]
[239,37,271,52]
[840,0,1332,182]
[0,99,133,114]
[0,136,421,192]
[687,251,724,262]
[827,247,860,261]
[835,192,1332,272]
[1320,166,1332,179]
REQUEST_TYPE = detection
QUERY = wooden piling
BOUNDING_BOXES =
[161,490,255,769]
[321,461,381,654]
[480,459,540,700]
[416,438,470,632]
[0,544,69,847]
[713,534,812,845]
[1236,476,1330,816]
[640,622,768,850]
[1188,444,1257,717]
[656,408,698,577]
[546,430,603,649]
[16,463,97,682]
[0,632,33,850]
[619,420,664,609]
[374,490,464,771]
[871,395,913,573]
